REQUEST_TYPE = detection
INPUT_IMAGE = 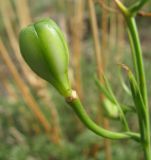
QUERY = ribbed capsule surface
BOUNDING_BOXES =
[19,18,71,97]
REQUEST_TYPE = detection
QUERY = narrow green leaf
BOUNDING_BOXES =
[95,75,129,131]
[127,69,146,120]
[94,76,115,103]
[118,66,131,96]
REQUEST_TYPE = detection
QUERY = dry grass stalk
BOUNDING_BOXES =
[138,11,151,17]
[1,1,23,63]
[0,39,52,140]
[1,0,43,89]
[101,0,108,68]
[15,0,31,28]
[69,0,84,99]
[109,1,117,50]
[101,0,112,159]
[88,0,111,159]
[116,14,125,62]
[98,0,117,13]
[88,0,103,78]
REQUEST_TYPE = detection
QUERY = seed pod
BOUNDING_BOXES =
[19,18,71,97]
[103,98,120,119]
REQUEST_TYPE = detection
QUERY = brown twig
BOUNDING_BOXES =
[101,0,108,66]
[116,14,125,62]
[109,1,117,51]
[15,0,31,28]
[88,0,103,77]
[88,0,111,159]
[97,0,117,13]
[138,11,151,17]
[69,0,84,99]
[101,0,112,159]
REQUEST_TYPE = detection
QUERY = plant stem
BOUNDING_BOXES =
[114,0,150,158]
[126,17,147,105]
[127,69,151,159]
[70,0,84,99]
[142,118,151,160]
[66,91,140,141]
[126,17,151,160]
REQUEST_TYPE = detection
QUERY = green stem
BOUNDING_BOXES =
[126,17,151,160]
[127,69,150,159]
[66,95,140,141]
[114,1,150,158]
[126,17,147,105]
[129,0,148,15]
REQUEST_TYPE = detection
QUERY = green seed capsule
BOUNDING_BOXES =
[103,98,119,119]
[19,18,72,97]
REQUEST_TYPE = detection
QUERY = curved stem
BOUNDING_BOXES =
[66,92,140,141]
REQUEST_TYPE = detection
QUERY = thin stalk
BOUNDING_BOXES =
[127,69,151,160]
[114,1,150,159]
[101,1,112,159]
[88,0,103,76]
[138,11,151,17]
[109,1,117,50]
[126,21,151,159]
[116,14,125,61]
[126,17,147,105]
[125,15,151,160]
[88,0,111,159]
[16,0,31,28]
[66,91,140,141]
[101,0,108,64]
[70,0,84,99]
